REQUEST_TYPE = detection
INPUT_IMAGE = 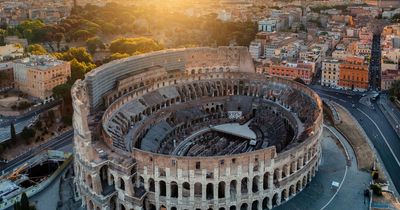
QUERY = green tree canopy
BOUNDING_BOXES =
[109,37,163,55]
[54,47,93,63]
[52,83,73,101]
[389,80,400,98]
[86,36,104,54]
[27,44,47,55]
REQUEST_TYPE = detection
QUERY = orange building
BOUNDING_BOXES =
[267,61,314,84]
[338,57,369,91]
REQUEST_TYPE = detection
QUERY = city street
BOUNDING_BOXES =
[313,87,400,194]
[0,129,73,175]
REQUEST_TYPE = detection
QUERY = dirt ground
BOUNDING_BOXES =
[372,191,400,210]
[334,104,375,171]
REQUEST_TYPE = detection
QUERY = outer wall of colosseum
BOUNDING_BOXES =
[72,47,323,210]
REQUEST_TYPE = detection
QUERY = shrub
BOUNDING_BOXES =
[370,184,382,196]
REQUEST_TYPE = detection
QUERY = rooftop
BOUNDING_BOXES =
[14,55,65,70]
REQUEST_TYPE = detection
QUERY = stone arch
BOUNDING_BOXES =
[252,176,259,193]
[272,193,279,206]
[171,181,178,198]
[230,206,237,210]
[302,176,307,187]
[206,183,214,200]
[171,207,177,210]
[88,200,94,210]
[86,173,93,189]
[119,178,125,190]
[149,204,156,210]
[120,204,126,210]
[148,178,155,192]
[159,180,166,196]
[182,182,190,198]
[218,181,226,198]
[99,165,109,193]
[241,177,249,195]
[219,208,225,210]
[262,197,269,209]
[289,185,295,197]
[110,195,117,210]
[194,182,202,197]
[296,180,302,192]
[263,172,269,190]
[240,203,248,210]
[281,189,287,202]
[252,200,259,210]
[160,205,166,210]
[230,180,237,200]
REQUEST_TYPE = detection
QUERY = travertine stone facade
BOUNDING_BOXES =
[72,47,323,210]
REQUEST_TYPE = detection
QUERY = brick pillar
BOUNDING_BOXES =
[268,173,273,190]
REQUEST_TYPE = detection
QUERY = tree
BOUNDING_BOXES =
[54,47,93,63]
[109,53,130,61]
[27,44,47,55]
[10,122,16,141]
[52,83,73,101]
[86,36,103,54]
[109,37,163,55]
[21,127,36,142]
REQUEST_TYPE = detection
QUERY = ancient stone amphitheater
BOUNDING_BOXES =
[72,47,323,210]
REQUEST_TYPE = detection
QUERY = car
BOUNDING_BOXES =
[352,103,356,108]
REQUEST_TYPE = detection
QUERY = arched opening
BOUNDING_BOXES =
[87,174,93,189]
[149,178,155,192]
[206,183,214,200]
[252,200,259,210]
[252,176,259,193]
[240,203,248,210]
[281,189,287,202]
[182,182,190,198]
[263,172,269,190]
[99,165,111,194]
[120,204,126,210]
[194,182,202,197]
[159,181,166,196]
[171,207,177,210]
[110,195,117,210]
[272,193,279,206]
[160,205,166,210]
[218,181,226,198]
[262,197,270,209]
[149,204,156,210]
[171,181,178,198]
[230,180,237,200]
[119,178,125,191]
[88,200,94,210]
[219,208,225,210]
[241,177,248,195]
[303,176,307,187]
[230,206,237,210]
[296,180,302,193]
[289,185,295,197]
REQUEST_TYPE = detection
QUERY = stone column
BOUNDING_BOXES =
[213,182,218,202]
[225,180,230,202]
[285,165,290,178]
[277,169,282,181]
[202,182,206,202]
[126,178,134,197]
[276,193,281,205]
[92,174,101,195]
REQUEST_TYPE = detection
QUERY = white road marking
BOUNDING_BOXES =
[357,108,400,167]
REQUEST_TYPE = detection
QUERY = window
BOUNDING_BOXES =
[196,162,200,170]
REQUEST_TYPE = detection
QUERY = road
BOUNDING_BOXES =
[313,86,400,194]
[0,100,61,128]
[0,129,73,175]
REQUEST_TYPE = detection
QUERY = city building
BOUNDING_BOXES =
[381,69,400,90]
[13,55,71,100]
[72,47,323,210]
[258,18,283,32]
[321,58,341,88]
[0,63,14,91]
[268,61,314,84]
[338,57,369,91]
[249,41,262,59]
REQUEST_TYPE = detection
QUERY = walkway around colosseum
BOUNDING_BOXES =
[275,126,371,210]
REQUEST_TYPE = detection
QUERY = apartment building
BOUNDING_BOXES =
[13,55,71,100]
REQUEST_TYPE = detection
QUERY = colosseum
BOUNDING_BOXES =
[71,47,323,210]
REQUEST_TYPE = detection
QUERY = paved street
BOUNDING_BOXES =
[275,127,370,210]
[313,87,400,194]
[0,129,73,174]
